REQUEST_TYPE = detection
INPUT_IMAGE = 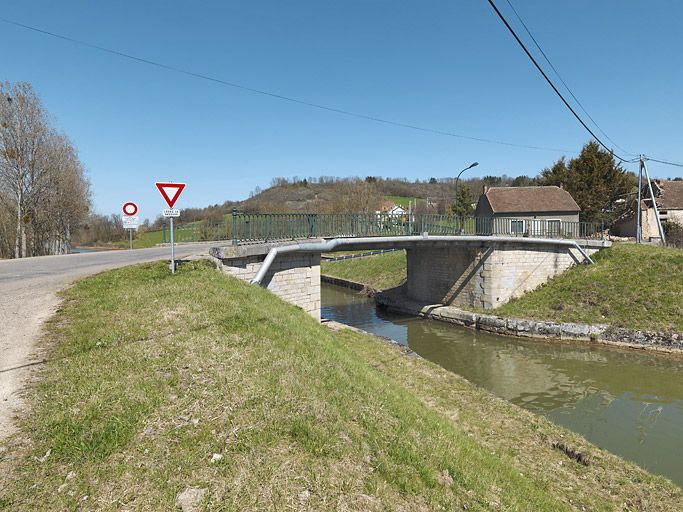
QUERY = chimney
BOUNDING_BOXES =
[559,182,564,190]
[483,185,489,194]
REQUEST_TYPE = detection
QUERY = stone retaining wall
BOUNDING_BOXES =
[375,287,683,353]
[211,244,321,320]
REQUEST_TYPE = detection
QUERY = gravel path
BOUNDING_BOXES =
[0,244,216,441]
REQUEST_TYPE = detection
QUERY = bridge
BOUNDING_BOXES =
[208,213,610,320]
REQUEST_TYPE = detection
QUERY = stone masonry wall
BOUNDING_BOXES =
[215,252,321,320]
[405,246,485,308]
[406,242,601,310]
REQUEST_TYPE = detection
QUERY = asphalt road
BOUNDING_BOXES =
[0,243,217,440]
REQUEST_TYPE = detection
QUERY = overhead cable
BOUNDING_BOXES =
[503,0,634,156]
[0,17,575,154]
[485,0,630,162]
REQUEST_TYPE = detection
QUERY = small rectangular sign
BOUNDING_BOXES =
[122,215,139,229]
[162,209,180,218]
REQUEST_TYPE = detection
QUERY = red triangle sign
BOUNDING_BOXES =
[155,182,186,208]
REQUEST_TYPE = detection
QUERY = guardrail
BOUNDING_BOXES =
[159,212,605,245]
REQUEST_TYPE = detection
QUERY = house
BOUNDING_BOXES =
[613,179,683,241]
[376,201,407,216]
[474,185,581,236]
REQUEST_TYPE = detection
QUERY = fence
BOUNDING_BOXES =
[160,212,605,245]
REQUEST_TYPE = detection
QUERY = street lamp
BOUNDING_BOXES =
[453,162,479,214]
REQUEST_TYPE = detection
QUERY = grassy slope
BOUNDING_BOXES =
[321,244,683,331]
[321,250,407,290]
[497,243,683,331]
[384,195,427,209]
[0,262,680,511]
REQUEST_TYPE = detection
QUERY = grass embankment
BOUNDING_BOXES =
[322,244,683,332]
[1,262,680,511]
[321,250,406,290]
[498,243,683,331]
[385,195,415,208]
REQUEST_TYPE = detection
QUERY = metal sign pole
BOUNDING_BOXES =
[129,228,132,251]
[170,216,175,273]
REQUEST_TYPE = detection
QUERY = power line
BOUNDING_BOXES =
[0,17,576,154]
[503,0,634,156]
[645,156,683,168]
[485,0,630,162]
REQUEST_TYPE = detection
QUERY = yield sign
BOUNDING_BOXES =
[155,182,186,208]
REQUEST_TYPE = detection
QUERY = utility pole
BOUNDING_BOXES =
[637,155,643,243]
[641,156,666,244]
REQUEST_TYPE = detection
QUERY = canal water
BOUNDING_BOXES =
[322,283,683,486]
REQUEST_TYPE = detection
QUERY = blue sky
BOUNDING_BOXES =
[2,1,682,220]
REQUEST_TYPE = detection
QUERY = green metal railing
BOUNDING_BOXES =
[420,215,604,240]
[159,212,605,245]
[231,211,415,244]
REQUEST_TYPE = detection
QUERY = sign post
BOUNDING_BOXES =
[121,202,139,250]
[155,183,186,273]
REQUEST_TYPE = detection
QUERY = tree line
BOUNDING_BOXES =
[0,82,90,258]
[239,142,637,225]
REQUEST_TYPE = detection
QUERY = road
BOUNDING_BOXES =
[0,243,217,440]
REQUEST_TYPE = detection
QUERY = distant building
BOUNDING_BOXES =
[474,185,581,236]
[376,201,407,216]
[613,179,683,241]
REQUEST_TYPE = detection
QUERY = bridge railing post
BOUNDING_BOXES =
[231,208,238,245]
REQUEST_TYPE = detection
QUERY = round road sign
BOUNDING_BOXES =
[122,202,138,216]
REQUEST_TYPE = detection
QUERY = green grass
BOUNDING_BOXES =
[1,262,681,510]
[497,243,683,331]
[321,250,407,290]
[384,195,426,209]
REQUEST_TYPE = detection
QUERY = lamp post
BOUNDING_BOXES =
[453,161,479,214]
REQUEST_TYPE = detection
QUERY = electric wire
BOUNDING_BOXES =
[644,156,683,168]
[4,17,681,169]
[503,0,635,156]
[486,0,630,162]
[0,17,575,154]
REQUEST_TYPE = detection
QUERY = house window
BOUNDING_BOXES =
[510,219,525,235]
[547,219,561,236]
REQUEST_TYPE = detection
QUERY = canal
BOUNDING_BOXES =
[322,283,683,487]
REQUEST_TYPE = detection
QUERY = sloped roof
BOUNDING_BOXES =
[484,186,580,214]
[654,180,683,209]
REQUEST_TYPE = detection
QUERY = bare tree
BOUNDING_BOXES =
[0,82,90,258]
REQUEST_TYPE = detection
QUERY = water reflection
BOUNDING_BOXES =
[322,284,683,486]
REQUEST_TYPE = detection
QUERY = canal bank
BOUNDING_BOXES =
[4,261,680,510]
[322,282,683,487]
[375,286,683,353]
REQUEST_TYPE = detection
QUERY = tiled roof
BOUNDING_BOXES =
[654,180,683,209]
[484,186,580,214]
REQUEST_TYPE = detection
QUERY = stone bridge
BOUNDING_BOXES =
[210,235,610,321]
